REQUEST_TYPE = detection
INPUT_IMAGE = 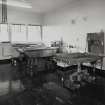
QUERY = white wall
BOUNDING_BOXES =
[43,0,105,52]
[0,6,42,25]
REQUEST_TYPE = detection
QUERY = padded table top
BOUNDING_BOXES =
[54,53,103,66]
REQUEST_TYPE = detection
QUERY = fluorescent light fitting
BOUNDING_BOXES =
[0,0,32,8]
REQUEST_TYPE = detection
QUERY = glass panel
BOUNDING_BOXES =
[27,26,41,43]
[11,24,26,43]
[0,24,9,42]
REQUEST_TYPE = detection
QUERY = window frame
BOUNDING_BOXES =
[27,24,42,43]
[2,23,43,43]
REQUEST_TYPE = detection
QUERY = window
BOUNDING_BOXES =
[0,24,41,43]
[27,25,41,43]
[0,24,9,42]
[11,24,26,43]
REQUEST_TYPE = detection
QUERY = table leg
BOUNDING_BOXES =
[93,63,96,73]
[77,63,81,81]
[101,58,103,70]
[77,63,81,73]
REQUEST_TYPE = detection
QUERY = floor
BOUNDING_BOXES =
[0,63,24,97]
[0,61,105,105]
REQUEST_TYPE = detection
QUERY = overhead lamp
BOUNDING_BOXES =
[0,0,32,8]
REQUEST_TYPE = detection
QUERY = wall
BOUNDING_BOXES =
[0,6,42,25]
[43,0,105,52]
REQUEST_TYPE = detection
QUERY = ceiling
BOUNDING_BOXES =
[0,0,73,14]
[30,0,73,13]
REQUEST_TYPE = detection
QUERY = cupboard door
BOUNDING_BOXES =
[2,44,11,57]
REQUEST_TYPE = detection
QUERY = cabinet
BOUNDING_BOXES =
[0,43,12,60]
[87,31,104,54]
[87,31,105,69]
[0,42,19,60]
[2,43,12,57]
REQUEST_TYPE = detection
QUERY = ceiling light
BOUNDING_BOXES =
[0,0,32,8]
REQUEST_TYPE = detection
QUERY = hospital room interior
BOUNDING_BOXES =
[0,0,105,105]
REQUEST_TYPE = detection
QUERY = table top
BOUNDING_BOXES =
[54,53,103,66]
[15,47,57,58]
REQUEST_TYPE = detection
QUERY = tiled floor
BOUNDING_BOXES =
[0,62,105,105]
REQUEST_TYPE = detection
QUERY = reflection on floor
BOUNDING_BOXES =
[0,61,105,105]
[0,63,24,97]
